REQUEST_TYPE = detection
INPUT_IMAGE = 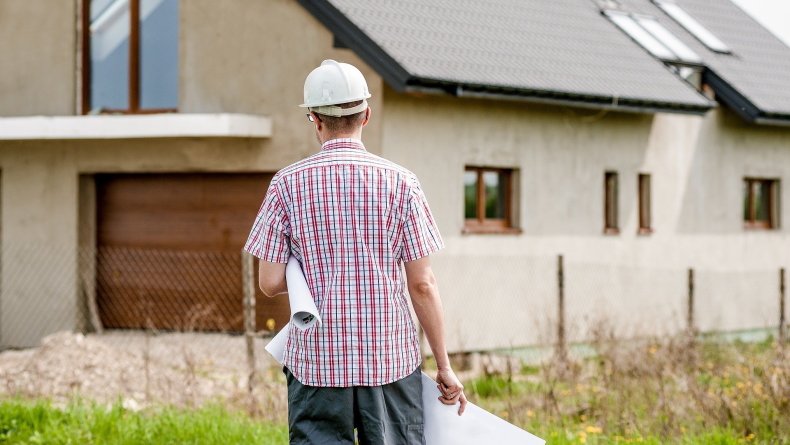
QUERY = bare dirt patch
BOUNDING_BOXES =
[0,331,287,421]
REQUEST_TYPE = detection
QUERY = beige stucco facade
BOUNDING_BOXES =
[381,90,790,350]
[1,0,788,350]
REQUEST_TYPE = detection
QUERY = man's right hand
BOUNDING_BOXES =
[435,367,467,415]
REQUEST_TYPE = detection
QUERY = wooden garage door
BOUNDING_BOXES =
[95,173,290,332]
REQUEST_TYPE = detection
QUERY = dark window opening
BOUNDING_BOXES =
[744,178,779,230]
[605,171,619,234]
[638,173,652,234]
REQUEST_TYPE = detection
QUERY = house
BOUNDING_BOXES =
[1,0,788,350]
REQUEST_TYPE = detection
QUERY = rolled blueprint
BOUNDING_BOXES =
[265,256,320,362]
[286,256,321,330]
[264,258,545,445]
[265,325,289,364]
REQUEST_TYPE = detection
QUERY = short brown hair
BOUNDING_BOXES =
[315,100,367,134]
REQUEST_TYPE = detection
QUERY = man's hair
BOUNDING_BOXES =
[315,100,366,134]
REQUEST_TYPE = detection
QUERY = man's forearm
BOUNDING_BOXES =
[409,279,451,370]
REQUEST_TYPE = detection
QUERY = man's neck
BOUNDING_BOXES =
[321,132,362,144]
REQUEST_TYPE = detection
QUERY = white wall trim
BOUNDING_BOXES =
[0,114,273,140]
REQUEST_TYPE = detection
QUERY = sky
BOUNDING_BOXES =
[729,0,790,47]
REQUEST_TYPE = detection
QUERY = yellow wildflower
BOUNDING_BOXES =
[586,426,602,434]
[527,410,535,418]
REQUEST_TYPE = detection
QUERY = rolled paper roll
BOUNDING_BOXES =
[286,256,321,330]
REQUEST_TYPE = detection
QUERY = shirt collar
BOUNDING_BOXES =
[321,138,366,152]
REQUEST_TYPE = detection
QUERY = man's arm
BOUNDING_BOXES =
[405,255,467,415]
[258,260,287,297]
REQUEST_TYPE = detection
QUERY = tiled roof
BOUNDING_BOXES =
[299,0,712,113]
[298,0,790,120]
[621,0,790,122]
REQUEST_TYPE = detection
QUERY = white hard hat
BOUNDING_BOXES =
[299,59,372,117]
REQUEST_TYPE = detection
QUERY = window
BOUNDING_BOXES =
[653,0,731,53]
[604,172,619,234]
[743,178,780,230]
[83,0,179,114]
[464,167,517,233]
[638,174,652,234]
[634,16,702,63]
[603,10,702,64]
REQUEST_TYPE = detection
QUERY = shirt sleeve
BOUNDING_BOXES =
[401,178,445,262]
[244,181,291,263]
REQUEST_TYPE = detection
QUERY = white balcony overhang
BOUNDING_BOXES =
[0,113,272,140]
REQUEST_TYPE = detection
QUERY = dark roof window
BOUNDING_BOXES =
[653,0,732,53]
[604,10,702,64]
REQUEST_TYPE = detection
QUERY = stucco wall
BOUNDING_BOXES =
[179,0,384,158]
[0,0,384,347]
[381,89,790,351]
[0,0,77,117]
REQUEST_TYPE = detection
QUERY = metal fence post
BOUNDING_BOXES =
[557,254,566,360]
[687,268,695,336]
[780,268,786,343]
[241,250,256,406]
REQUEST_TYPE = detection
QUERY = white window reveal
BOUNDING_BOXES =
[604,10,702,64]
[653,0,731,53]
[634,16,702,63]
[605,11,676,61]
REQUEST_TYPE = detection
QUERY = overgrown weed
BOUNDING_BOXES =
[464,328,790,443]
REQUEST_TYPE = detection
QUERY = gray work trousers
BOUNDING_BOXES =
[284,366,425,445]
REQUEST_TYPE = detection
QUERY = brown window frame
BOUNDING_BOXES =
[743,178,780,230]
[463,167,520,234]
[638,173,652,234]
[81,0,178,115]
[604,171,619,234]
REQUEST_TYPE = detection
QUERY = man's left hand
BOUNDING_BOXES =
[436,367,467,415]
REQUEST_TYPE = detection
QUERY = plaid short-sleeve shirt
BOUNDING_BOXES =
[245,138,444,387]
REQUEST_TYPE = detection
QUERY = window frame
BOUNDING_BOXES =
[463,166,519,234]
[743,178,780,230]
[604,171,619,234]
[81,0,178,115]
[638,173,652,234]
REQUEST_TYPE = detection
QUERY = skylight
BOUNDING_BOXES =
[635,16,702,63]
[604,10,702,64]
[605,11,675,60]
[653,0,731,53]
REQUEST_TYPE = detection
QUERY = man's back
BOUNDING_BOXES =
[246,138,443,386]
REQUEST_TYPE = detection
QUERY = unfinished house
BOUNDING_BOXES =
[1,0,788,350]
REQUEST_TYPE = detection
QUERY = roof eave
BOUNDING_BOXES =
[408,80,712,116]
[704,69,790,126]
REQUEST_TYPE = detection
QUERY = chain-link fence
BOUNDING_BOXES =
[0,243,787,411]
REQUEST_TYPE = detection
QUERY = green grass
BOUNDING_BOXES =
[459,337,790,445]
[2,337,787,444]
[0,399,287,444]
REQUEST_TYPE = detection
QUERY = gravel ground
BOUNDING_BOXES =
[0,331,287,418]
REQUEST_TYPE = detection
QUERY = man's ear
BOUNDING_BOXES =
[362,107,371,127]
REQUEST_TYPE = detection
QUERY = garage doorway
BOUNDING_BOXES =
[94,173,289,332]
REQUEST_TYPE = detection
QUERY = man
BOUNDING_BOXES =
[245,59,465,444]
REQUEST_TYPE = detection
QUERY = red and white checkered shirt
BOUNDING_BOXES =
[245,138,443,387]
